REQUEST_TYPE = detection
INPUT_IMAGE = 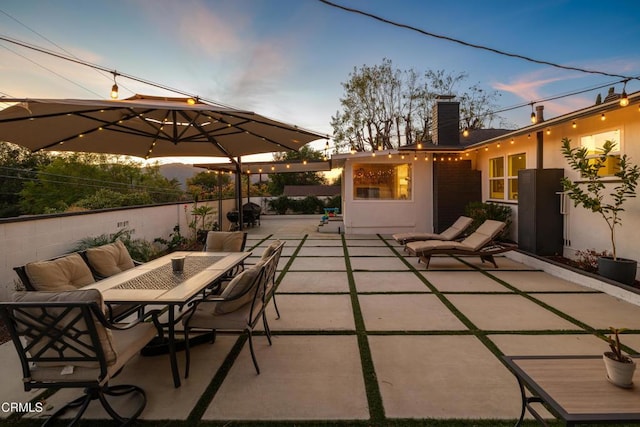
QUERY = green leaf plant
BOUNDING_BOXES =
[561,137,640,260]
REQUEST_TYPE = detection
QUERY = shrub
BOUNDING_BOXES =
[74,228,160,262]
[298,195,325,214]
[464,201,512,239]
[574,248,613,273]
[268,196,291,214]
[325,195,342,210]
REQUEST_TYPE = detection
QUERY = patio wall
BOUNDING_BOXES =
[0,199,237,301]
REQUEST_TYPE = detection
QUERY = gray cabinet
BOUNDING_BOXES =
[517,169,564,255]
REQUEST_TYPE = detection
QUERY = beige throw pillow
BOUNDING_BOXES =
[85,240,135,277]
[214,262,264,315]
[25,253,95,292]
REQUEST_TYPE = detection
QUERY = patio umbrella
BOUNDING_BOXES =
[0,94,327,227]
[0,94,325,159]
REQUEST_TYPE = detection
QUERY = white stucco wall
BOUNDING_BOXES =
[0,199,237,300]
[340,154,432,234]
[474,102,640,280]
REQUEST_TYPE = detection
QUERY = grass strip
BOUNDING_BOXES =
[342,233,386,424]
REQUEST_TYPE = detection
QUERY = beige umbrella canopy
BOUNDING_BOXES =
[0,94,327,229]
[0,94,326,159]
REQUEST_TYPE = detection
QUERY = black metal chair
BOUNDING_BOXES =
[260,240,286,319]
[0,289,160,426]
[182,253,275,378]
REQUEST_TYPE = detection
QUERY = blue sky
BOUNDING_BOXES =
[1,0,639,160]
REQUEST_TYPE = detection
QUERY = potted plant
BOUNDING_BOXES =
[603,327,636,387]
[561,137,640,285]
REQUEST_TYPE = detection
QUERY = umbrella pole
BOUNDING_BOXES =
[235,158,243,231]
[217,173,222,231]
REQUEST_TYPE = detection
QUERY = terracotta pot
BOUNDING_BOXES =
[603,352,636,387]
[598,256,637,286]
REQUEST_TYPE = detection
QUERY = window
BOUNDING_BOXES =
[508,153,526,200]
[580,129,621,176]
[353,163,412,200]
[489,153,526,201]
[489,157,504,199]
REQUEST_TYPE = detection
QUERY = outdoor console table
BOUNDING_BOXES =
[503,355,640,426]
[84,251,251,388]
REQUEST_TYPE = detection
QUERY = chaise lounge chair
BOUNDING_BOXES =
[392,216,473,245]
[405,219,514,269]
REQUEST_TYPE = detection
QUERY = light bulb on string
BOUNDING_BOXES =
[110,72,119,99]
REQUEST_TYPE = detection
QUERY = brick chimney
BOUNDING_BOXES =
[535,105,544,123]
[431,95,460,145]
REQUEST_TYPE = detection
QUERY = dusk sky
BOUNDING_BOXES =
[1,0,639,161]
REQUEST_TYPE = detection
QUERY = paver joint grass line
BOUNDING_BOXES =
[342,234,385,423]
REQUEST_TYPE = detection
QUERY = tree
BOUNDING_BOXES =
[187,171,233,200]
[267,146,327,195]
[330,59,504,152]
[19,154,183,214]
[0,142,51,217]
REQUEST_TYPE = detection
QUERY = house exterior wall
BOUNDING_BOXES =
[341,154,432,234]
[474,101,640,280]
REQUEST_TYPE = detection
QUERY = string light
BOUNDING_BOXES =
[462,127,469,137]
[546,128,551,135]
[601,113,606,121]
[110,72,119,99]
[530,103,537,123]
[187,97,196,105]
[572,121,577,129]
[620,81,629,107]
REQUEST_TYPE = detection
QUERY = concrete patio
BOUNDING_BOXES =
[2,215,640,426]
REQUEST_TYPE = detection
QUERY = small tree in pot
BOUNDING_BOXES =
[561,137,640,285]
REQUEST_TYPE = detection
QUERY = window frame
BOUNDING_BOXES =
[579,129,622,178]
[351,162,413,201]
[488,152,526,202]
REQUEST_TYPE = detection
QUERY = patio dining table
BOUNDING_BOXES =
[83,251,251,388]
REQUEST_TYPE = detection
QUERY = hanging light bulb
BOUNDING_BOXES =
[620,92,629,107]
[530,103,537,123]
[601,113,606,121]
[187,97,196,105]
[572,121,577,129]
[110,73,119,99]
[462,127,469,137]
[417,143,423,149]
[620,80,630,107]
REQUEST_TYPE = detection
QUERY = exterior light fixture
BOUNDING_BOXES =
[530,103,537,123]
[620,92,629,107]
[620,80,630,107]
[110,73,119,99]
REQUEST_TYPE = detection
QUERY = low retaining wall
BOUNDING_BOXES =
[0,198,238,300]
